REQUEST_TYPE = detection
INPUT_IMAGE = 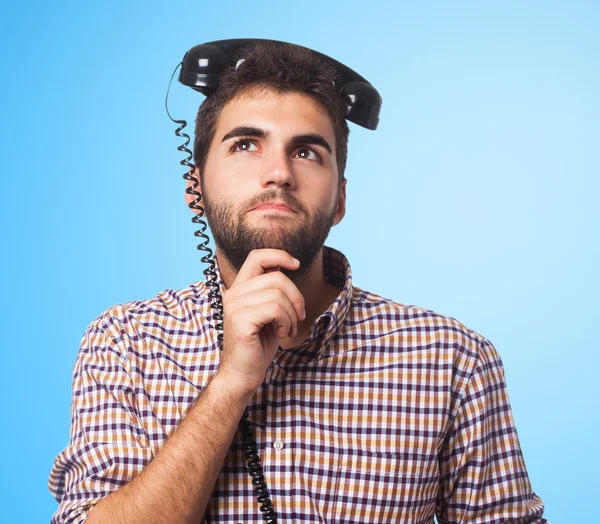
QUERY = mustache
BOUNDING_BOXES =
[248,191,303,213]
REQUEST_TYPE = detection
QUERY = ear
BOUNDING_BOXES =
[184,166,203,210]
[332,178,347,226]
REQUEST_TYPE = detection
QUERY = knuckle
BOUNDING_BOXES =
[269,302,282,319]
[274,272,292,288]
[272,287,286,301]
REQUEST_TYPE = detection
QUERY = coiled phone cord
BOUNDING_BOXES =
[165,73,278,522]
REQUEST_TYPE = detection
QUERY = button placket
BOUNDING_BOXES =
[265,354,295,520]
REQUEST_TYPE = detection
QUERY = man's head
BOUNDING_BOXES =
[192,40,350,186]
[185,41,350,282]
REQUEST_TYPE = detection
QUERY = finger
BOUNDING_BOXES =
[225,271,306,322]
[228,288,299,338]
[235,249,300,283]
[228,295,294,341]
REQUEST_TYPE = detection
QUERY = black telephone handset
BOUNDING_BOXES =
[164,38,381,522]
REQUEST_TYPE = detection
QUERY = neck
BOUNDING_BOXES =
[215,247,339,348]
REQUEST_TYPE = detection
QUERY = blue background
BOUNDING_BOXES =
[1,1,598,522]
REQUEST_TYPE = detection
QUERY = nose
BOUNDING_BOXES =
[259,147,296,190]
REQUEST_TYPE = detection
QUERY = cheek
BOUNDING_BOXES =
[221,152,263,173]
[203,157,241,192]
[206,156,264,191]
[316,181,339,209]
[204,181,251,216]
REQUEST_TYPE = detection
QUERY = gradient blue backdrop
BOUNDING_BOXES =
[1,1,598,522]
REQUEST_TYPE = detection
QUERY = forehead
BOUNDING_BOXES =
[215,88,336,143]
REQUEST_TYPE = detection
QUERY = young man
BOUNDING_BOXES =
[49,41,549,523]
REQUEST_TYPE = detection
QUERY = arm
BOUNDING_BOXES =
[48,320,252,524]
[87,370,251,524]
[435,338,549,523]
[49,249,303,523]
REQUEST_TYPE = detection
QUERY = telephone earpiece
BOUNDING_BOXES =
[178,38,382,130]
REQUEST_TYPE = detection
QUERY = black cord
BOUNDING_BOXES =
[239,410,278,523]
[165,63,278,522]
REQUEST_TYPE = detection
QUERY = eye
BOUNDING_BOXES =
[230,139,258,153]
[295,146,323,163]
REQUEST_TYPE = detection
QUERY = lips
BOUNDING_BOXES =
[252,202,296,213]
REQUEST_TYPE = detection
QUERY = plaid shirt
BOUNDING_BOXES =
[49,245,548,523]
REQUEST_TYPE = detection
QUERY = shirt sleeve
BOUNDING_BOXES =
[48,319,154,523]
[435,338,549,523]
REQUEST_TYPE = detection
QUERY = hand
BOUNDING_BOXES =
[217,249,306,398]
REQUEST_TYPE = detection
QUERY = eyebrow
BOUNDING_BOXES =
[221,126,333,155]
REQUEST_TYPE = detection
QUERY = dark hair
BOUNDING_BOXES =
[192,41,350,187]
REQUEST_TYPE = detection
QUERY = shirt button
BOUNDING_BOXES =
[273,440,284,451]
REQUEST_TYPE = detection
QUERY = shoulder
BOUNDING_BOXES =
[349,284,494,361]
[80,280,209,352]
[347,285,504,402]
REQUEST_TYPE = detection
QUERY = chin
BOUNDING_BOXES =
[253,224,298,238]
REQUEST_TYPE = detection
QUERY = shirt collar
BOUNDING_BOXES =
[204,245,353,359]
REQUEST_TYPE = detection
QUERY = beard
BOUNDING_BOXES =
[201,185,339,286]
